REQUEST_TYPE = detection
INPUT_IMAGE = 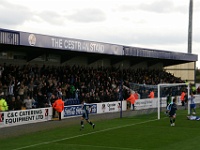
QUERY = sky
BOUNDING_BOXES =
[0,0,200,67]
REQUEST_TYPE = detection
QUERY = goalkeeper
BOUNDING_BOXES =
[166,97,177,127]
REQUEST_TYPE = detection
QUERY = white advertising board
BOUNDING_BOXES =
[1,95,200,128]
[0,107,52,128]
[97,101,126,114]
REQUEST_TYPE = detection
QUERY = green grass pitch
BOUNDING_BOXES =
[1,109,200,150]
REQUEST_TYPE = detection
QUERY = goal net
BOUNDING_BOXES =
[157,83,190,119]
[128,82,190,120]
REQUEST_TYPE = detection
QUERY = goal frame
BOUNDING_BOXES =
[157,83,190,119]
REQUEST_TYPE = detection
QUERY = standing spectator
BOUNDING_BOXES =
[196,85,200,94]
[0,65,4,78]
[184,92,188,110]
[15,95,23,110]
[61,83,67,100]
[191,84,196,94]
[197,86,200,94]
[18,84,25,101]
[23,95,35,109]
[57,87,63,99]
[2,84,8,97]
[134,91,139,100]
[70,84,75,98]
[94,92,100,103]
[75,88,79,100]
[148,89,155,99]
[8,96,16,110]
[36,91,46,108]
[28,80,34,98]
[52,95,64,121]
[0,92,8,111]
[126,92,136,110]
[99,92,105,102]
[79,93,86,103]
[180,90,186,106]
[8,81,15,96]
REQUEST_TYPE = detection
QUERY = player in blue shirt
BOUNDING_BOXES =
[187,115,200,120]
[167,97,177,126]
[80,100,95,130]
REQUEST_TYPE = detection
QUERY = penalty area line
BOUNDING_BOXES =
[65,143,143,150]
[12,118,158,150]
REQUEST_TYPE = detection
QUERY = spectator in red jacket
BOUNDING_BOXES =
[180,91,186,106]
[126,92,136,110]
[148,90,155,99]
[52,96,64,120]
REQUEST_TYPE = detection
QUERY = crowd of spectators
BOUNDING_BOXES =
[0,63,185,111]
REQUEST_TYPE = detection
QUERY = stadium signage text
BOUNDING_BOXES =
[63,104,97,118]
[107,103,116,111]
[19,32,123,55]
[51,38,104,53]
[5,110,43,124]
[0,108,52,128]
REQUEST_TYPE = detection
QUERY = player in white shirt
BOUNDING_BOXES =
[187,115,200,120]
[188,93,196,115]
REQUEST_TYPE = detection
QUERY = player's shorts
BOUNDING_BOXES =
[190,104,196,109]
[169,113,176,118]
[196,117,200,120]
[82,112,89,120]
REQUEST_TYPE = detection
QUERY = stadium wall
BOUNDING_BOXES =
[1,95,200,128]
[165,62,195,83]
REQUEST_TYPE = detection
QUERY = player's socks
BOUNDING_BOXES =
[80,124,84,131]
[89,121,93,125]
[80,125,84,131]
[80,120,84,130]
[170,119,173,124]
[92,124,95,129]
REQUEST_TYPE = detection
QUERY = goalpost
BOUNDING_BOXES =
[157,83,190,120]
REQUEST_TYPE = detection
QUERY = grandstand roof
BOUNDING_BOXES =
[0,28,198,67]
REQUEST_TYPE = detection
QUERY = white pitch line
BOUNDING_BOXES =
[64,144,142,150]
[12,118,158,150]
